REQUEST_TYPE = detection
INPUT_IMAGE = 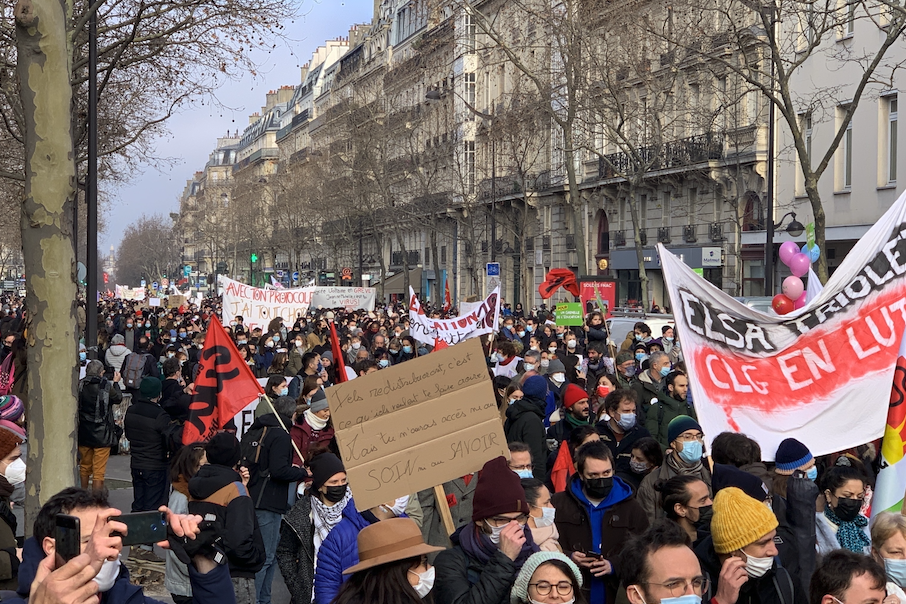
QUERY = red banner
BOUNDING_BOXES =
[329,321,347,384]
[183,320,264,444]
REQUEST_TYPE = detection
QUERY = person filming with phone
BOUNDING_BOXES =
[14,487,236,604]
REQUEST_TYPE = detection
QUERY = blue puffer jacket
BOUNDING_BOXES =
[313,500,372,604]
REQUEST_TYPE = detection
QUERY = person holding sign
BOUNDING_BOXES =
[434,456,540,604]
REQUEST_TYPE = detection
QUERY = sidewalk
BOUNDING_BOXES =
[105,454,291,604]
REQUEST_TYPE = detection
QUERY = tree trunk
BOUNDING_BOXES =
[627,184,650,310]
[804,180,828,284]
[563,144,588,275]
[15,0,79,534]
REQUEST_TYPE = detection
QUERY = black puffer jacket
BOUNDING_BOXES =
[78,375,122,448]
[275,495,314,604]
[504,396,547,480]
[188,464,265,578]
[124,396,172,470]
[247,413,308,513]
[434,526,518,604]
[160,378,191,422]
[696,535,805,604]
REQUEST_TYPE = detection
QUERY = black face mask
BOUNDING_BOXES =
[692,504,713,530]
[833,497,862,522]
[323,485,347,503]
[583,476,613,500]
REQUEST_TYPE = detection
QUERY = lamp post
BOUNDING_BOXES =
[767,211,805,292]
[762,3,779,296]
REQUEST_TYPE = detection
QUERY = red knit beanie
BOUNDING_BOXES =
[471,456,530,522]
[562,384,588,409]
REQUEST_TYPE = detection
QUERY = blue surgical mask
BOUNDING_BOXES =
[660,595,702,604]
[523,363,535,372]
[517,331,526,338]
[660,365,671,378]
[678,440,703,464]
[402,345,413,354]
[635,334,643,341]
[79,352,87,361]
[280,387,289,397]
[806,466,818,481]
[885,558,906,588]
[378,359,390,368]
[516,469,533,479]
[616,412,637,430]
[636,352,647,362]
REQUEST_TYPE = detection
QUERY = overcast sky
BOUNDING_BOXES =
[100,0,374,254]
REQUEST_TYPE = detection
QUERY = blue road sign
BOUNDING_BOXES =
[486,262,500,276]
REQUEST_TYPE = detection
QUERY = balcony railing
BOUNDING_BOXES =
[598,132,724,179]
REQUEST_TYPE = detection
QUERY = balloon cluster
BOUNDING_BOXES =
[771,241,820,315]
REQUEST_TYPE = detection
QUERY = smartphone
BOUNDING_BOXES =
[584,551,604,560]
[55,514,81,563]
[112,511,167,546]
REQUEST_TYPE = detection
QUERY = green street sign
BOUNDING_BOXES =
[555,302,584,326]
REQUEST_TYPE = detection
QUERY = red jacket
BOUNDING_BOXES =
[290,419,336,465]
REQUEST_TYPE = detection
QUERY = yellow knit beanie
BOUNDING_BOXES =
[712,487,779,554]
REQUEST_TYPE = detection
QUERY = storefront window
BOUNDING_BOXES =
[617,270,642,306]
[743,260,765,297]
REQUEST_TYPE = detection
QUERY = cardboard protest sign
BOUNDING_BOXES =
[167,295,187,309]
[659,188,906,462]
[149,298,161,307]
[220,276,375,330]
[408,286,500,345]
[325,338,508,511]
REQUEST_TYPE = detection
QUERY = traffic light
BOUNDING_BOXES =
[250,253,258,263]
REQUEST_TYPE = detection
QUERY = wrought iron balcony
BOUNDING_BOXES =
[598,132,725,179]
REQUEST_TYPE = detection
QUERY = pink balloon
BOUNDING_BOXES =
[793,292,807,310]
[789,253,811,277]
[779,241,800,267]
[782,276,804,301]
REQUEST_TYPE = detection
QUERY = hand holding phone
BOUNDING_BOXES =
[112,511,167,546]
[54,515,81,564]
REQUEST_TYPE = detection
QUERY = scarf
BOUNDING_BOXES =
[666,451,704,476]
[305,409,328,431]
[172,477,190,498]
[458,521,539,569]
[312,487,351,554]
[824,506,871,553]
[565,413,590,429]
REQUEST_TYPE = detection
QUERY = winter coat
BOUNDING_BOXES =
[124,396,173,471]
[160,378,191,422]
[552,474,649,604]
[165,483,191,597]
[644,392,698,450]
[418,475,478,555]
[433,526,519,604]
[596,420,652,476]
[105,344,131,373]
[637,457,712,523]
[16,535,235,604]
[247,413,309,514]
[290,420,336,467]
[189,464,265,578]
[696,535,805,604]
[276,494,315,604]
[313,500,373,604]
[632,370,667,424]
[287,347,306,375]
[77,375,123,448]
[504,396,548,480]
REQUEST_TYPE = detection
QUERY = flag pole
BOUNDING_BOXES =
[261,393,307,465]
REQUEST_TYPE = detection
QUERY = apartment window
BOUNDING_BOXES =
[804,113,813,167]
[844,118,853,188]
[746,90,758,125]
[425,248,431,265]
[441,245,447,263]
[465,73,476,106]
[845,1,855,36]
[889,96,898,183]
[662,191,671,226]
[483,72,491,111]
[465,140,475,193]
[464,12,476,52]
[640,194,648,228]
[688,187,698,220]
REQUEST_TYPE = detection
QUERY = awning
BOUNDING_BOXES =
[374,268,423,294]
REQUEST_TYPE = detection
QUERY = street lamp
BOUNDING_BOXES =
[775,212,805,237]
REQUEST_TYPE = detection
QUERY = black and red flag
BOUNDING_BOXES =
[329,321,348,384]
[538,268,580,299]
[183,319,264,444]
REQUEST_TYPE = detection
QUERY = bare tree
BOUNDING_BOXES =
[116,214,182,285]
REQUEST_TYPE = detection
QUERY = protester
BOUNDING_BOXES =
[595,389,650,476]
[124,377,173,519]
[552,440,648,603]
[505,375,549,480]
[434,456,539,604]
[510,552,583,604]
[869,512,906,601]
[77,360,122,492]
[818,466,870,555]
[711,432,772,491]
[0,421,24,590]
[521,478,561,553]
[809,549,887,604]
[509,442,535,479]
[332,517,443,604]
[622,522,708,604]
[646,370,696,450]
[546,384,591,444]
[290,389,336,466]
[166,443,207,604]
[549,426,600,494]
[657,475,712,545]
[616,436,663,492]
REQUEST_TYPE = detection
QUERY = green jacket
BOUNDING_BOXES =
[644,394,697,450]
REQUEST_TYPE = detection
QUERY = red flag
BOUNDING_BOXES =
[329,321,347,384]
[538,268,580,299]
[433,337,449,352]
[183,319,264,444]
[443,276,452,312]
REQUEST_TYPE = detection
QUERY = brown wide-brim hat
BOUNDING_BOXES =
[342,517,444,575]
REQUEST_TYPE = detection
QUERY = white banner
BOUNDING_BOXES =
[114,285,145,301]
[409,286,500,345]
[660,189,906,461]
[219,276,375,330]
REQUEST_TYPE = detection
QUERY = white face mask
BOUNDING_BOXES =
[743,551,774,578]
[409,566,435,598]
[3,458,25,485]
[93,557,121,592]
[567,340,577,349]
[484,519,505,544]
[531,599,574,604]
[551,373,566,384]
[534,506,556,528]
[548,346,558,354]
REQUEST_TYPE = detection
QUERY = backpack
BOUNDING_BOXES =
[122,353,147,389]
[0,354,14,396]
[240,426,270,507]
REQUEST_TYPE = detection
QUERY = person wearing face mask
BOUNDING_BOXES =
[695,487,802,604]
[870,512,906,603]
[817,466,870,556]
[661,326,683,365]
[434,456,540,604]
[0,421,24,589]
[332,518,443,604]
[646,369,697,450]
[547,385,591,445]
[245,395,310,604]
[509,442,535,480]
[631,351,671,423]
[614,351,637,390]
[505,376,549,481]
[521,480,562,553]
[287,335,308,375]
[77,361,123,492]
[511,552,582,604]
[552,440,648,604]
[619,322,653,352]
[623,522,710,604]
[290,389,337,466]
[544,359,568,419]
[494,341,523,379]
[659,476,712,545]
[638,417,712,524]
[595,390,652,478]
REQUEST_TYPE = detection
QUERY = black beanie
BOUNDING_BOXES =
[205,432,241,468]
[309,452,346,491]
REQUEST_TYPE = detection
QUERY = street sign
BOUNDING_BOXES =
[555,302,584,326]
[292,271,299,281]
[140,279,146,287]
[162,278,170,288]
[152,281,158,289]
[341,267,353,280]
[486,262,500,276]
[486,276,501,294]
[183,265,191,277]
[276,270,284,278]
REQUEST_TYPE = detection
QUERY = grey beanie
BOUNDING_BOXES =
[510,552,583,604]
[310,389,329,413]
[111,334,125,345]
[545,359,566,375]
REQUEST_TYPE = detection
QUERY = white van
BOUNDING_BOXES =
[605,313,675,348]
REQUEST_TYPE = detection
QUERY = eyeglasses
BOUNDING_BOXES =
[487,514,529,527]
[643,576,710,597]
[530,582,574,597]
[676,433,704,442]
[509,463,533,471]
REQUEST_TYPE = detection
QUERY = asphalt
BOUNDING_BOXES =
[101,454,292,604]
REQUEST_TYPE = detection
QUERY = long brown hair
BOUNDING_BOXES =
[332,557,426,604]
